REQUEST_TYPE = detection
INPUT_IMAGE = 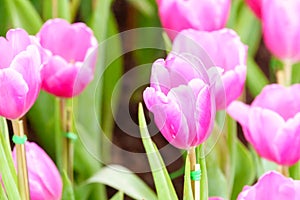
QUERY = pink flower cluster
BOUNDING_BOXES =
[0,18,98,120]
[145,1,247,149]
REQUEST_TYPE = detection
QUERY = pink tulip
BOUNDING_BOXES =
[227,84,300,165]
[143,53,215,149]
[262,0,300,62]
[237,171,300,200]
[245,0,262,19]
[0,29,42,119]
[156,0,231,39]
[37,18,98,98]
[12,142,62,200]
[172,28,247,110]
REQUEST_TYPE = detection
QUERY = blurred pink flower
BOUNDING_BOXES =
[237,171,300,200]
[13,142,62,200]
[209,197,224,200]
[143,53,215,149]
[156,0,231,39]
[245,0,262,19]
[0,29,42,119]
[262,0,300,62]
[37,18,98,98]
[228,84,300,165]
[172,28,247,110]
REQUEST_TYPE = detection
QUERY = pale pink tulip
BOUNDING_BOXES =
[0,29,42,119]
[245,0,262,19]
[143,53,215,149]
[262,0,300,62]
[172,28,247,110]
[156,0,231,39]
[12,142,62,200]
[37,18,98,97]
[228,84,300,165]
[237,171,300,200]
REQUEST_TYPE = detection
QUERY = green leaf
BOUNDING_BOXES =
[62,171,75,200]
[290,161,300,180]
[86,165,158,200]
[0,118,20,200]
[246,57,269,97]
[42,0,70,21]
[138,103,178,200]
[110,191,124,200]
[230,141,255,200]
[4,0,42,34]
[127,0,155,17]
[183,156,193,200]
[0,184,8,200]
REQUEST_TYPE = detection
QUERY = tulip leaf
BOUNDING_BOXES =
[86,165,158,200]
[110,191,124,200]
[0,185,8,200]
[127,0,155,17]
[230,141,255,200]
[42,0,71,21]
[246,57,269,97]
[290,161,300,180]
[4,0,42,34]
[183,156,193,200]
[0,118,20,200]
[62,171,75,200]
[138,103,178,200]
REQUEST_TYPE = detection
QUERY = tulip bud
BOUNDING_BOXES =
[143,53,216,149]
[172,28,247,110]
[238,171,300,200]
[0,29,42,119]
[37,18,98,98]
[156,0,231,39]
[228,84,300,165]
[12,142,62,200]
[262,0,300,62]
[245,0,262,19]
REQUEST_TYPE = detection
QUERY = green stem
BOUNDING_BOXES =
[284,60,292,86]
[11,120,30,200]
[55,98,63,171]
[197,144,208,200]
[226,114,237,198]
[60,98,75,183]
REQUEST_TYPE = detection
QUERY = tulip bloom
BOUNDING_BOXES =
[245,0,262,19]
[0,29,42,119]
[12,142,62,200]
[237,171,300,200]
[37,18,98,98]
[143,53,215,149]
[156,0,231,39]
[172,28,247,110]
[228,84,300,165]
[262,0,300,62]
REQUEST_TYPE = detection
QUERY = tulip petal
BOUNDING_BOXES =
[10,45,41,113]
[0,68,28,119]
[252,84,300,120]
[274,113,300,165]
[248,107,285,163]
[38,18,96,62]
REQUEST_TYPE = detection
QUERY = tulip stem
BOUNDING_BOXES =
[11,119,30,200]
[60,98,75,183]
[278,165,289,177]
[277,60,293,86]
[197,144,208,200]
[188,147,200,200]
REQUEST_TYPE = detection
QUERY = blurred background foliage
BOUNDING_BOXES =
[1,0,298,199]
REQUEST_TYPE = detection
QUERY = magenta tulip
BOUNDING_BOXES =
[237,171,300,200]
[262,0,300,62]
[12,142,62,200]
[227,84,300,165]
[143,53,215,149]
[0,29,42,120]
[172,28,247,110]
[37,18,98,98]
[156,0,231,39]
[245,0,262,19]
